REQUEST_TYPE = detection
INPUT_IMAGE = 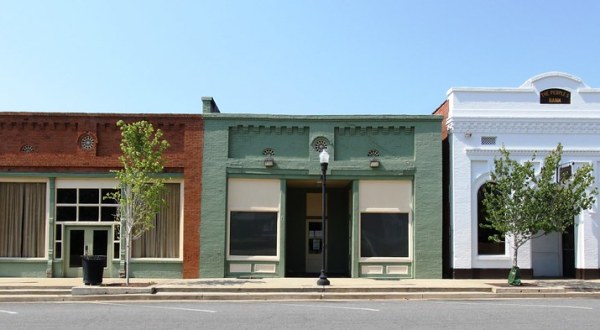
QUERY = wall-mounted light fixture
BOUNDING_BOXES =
[263,148,275,168]
[368,149,380,168]
[464,131,472,138]
[264,156,274,167]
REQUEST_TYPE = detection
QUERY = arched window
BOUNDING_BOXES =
[477,183,505,255]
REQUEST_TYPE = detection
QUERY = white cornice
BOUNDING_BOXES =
[520,72,585,88]
[446,87,533,96]
[447,117,600,134]
[466,148,600,157]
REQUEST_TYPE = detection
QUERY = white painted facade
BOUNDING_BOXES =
[445,72,600,278]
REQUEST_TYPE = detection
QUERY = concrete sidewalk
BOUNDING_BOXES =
[2,277,600,302]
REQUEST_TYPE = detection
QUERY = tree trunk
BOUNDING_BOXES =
[512,241,519,268]
[125,231,131,286]
[125,186,132,286]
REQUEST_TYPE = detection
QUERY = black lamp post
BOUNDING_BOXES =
[317,147,330,286]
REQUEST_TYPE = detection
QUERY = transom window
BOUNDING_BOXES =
[56,188,119,222]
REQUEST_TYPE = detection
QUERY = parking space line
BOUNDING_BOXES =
[92,302,216,313]
[438,301,593,310]
[0,309,18,315]
[281,303,379,312]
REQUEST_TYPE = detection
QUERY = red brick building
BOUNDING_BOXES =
[0,112,202,278]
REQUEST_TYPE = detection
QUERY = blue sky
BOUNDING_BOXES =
[1,0,599,115]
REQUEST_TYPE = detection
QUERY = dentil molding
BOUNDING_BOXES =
[447,118,600,134]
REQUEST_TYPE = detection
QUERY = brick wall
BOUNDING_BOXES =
[0,112,203,278]
[432,100,449,140]
[182,120,203,278]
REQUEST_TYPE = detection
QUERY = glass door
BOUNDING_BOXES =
[65,227,111,278]
[306,220,323,273]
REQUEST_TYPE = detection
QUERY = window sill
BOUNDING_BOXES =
[476,255,509,261]
[360,257,413,263]
[130,258,183,263]
[227,256,279,262]
[0,257,47,262]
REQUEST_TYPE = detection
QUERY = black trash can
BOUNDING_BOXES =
[82,255,107,285]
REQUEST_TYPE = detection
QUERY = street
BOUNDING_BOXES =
[1,298,600,329]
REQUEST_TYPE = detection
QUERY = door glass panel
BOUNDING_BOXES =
[113,243,120,260]
[55,242,62,259]
[93,230,108,267]
[69,230,84,267]
[55,224,62,240]
[308,222,322,254]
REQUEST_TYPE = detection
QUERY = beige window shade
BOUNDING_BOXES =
[0,182,46,257]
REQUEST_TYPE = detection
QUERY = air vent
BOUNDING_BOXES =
[481,136,497,145]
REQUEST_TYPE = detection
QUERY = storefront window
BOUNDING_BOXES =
[229,211,277,256]
[477,183,505,255]
[360,213,409,258]
[0,182,46,257]
[132,183,181,258]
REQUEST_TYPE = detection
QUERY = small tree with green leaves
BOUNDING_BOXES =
[106,120,169,285]
[482,143,597,284]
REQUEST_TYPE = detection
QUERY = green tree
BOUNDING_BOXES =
[106,120,169,285]
[482,143,597,285]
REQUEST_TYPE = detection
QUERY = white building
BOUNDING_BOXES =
[436,72,600,279]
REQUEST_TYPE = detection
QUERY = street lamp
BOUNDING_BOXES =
[317,147,330,286]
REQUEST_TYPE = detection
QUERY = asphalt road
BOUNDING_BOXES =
[2,299,600,329]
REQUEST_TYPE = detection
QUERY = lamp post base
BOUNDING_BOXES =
[317,270,330,286]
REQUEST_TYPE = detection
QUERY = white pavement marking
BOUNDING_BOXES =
[0,309,18,315]
[281,303,379,312]
[93,302,216,313]
[438,301,593,310]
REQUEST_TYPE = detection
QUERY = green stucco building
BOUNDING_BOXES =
[200,98,443,279]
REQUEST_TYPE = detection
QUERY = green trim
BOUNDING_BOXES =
[203,113,443,122]
[46,178,55,277]
[227,168,310,175]
[357,263,414,279]
[52,260,64,277]
[0,260,47,277]
[127,260,183,279]
[278,180,286,277]
[351,180,359,278]
[0,172,183,179]
[225,261,280,278]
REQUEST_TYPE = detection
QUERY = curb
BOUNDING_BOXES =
[153,286,494,293]
[72,286,156,296]
[3,291,600,303]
